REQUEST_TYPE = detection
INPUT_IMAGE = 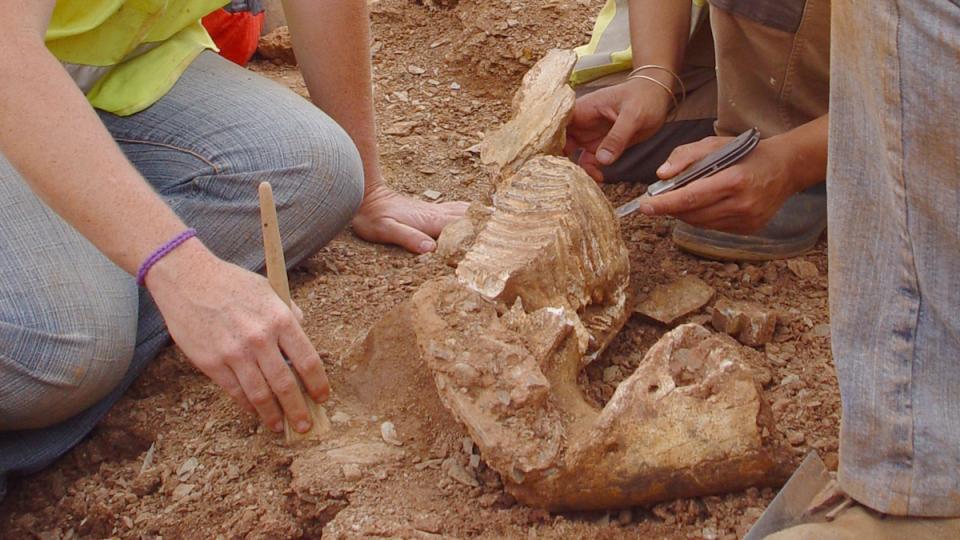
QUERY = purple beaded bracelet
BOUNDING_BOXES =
[136,228,198,287]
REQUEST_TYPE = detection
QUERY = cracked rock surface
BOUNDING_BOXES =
[347,107,788,508]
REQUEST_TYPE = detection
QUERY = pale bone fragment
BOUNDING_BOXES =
[711,298,779,346]
[479,49,577,186]
[457,156,630,357]
[381,421,403,446]
[435,202,493,268]
[635,275,716,325]
[509,49,578,114]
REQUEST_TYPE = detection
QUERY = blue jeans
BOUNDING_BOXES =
[0,52,363,497]
[829,0,960,517]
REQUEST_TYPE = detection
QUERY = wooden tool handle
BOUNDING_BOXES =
[258,182,292,306]
[257,181,331,443]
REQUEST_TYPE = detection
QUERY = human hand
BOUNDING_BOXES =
[564,76,674,181]
[352,185,469,254]
[145,240,330,434]
[639,136,800,234]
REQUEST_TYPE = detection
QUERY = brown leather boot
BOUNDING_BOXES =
[672,184,826,262]
[764,504,960,540]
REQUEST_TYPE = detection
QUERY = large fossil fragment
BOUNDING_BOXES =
[457,156,629,356]
[345,50,788,511]
[346,160,788,510]
[479,49,577,185]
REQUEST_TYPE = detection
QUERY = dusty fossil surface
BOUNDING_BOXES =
[478,49,577,186]
[346,160,790,507]
[346,54,789,508]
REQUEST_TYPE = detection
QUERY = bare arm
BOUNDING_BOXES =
[628,0,690,79]
[566,0,692,176]
[0,0,190,271]
[282,0,467,253]
[0,0,328,434]
[281,0,383,197]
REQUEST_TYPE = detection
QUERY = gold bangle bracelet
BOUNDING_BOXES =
[626,74,680,117]
[628,64,687,104]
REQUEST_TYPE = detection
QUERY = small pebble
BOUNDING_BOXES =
[381,421,403,446]
[342,463,362,481]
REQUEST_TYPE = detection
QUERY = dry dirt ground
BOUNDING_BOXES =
[0,1,839,538]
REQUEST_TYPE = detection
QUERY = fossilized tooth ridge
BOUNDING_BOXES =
[457,156,630,354]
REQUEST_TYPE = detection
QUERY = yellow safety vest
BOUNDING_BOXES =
[571,0,707,86]
[45,0,227,116]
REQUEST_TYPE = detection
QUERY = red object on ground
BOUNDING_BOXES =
[202,9,265,67]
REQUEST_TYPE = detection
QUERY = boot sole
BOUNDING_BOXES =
[672,224,826,262]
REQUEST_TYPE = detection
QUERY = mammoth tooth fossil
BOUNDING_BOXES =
[456,155,630,356]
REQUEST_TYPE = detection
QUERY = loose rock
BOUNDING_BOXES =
[443,458,479,487]
[636,276,716,325]
[257,26,296,65]
[341,463,363,481]
[381,421,403,447]
[171,483,195,501]
[422,189,443,201]
[711,299,778,346]
[176,457,199,480]
[787,431,806,446]
[786,259,819,280]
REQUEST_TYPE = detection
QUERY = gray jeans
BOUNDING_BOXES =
[829,0,960,517]
[0,52,363,496]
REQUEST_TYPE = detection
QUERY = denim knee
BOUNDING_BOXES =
[263,111,365,259]
[0,298,137,431]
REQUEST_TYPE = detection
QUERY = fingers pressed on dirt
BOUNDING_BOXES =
[387,220,435,254]
[279,322,330,403]
[230,356,285,433]
[257,346,312,433]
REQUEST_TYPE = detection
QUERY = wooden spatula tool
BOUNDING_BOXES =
[258,181,331,443]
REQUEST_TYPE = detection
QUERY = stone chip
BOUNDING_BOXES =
[636,276,716,325]
[711,298,778,346]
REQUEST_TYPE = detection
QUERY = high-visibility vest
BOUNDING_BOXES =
[45,0,228,116]
[571,0,707,86]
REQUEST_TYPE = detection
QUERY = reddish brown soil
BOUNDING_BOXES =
[0,1,838,538]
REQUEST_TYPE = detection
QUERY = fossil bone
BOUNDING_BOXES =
[479,49,577,186]
[457,156,629,356]
[346,159,788,510]
[345,51,788,510]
